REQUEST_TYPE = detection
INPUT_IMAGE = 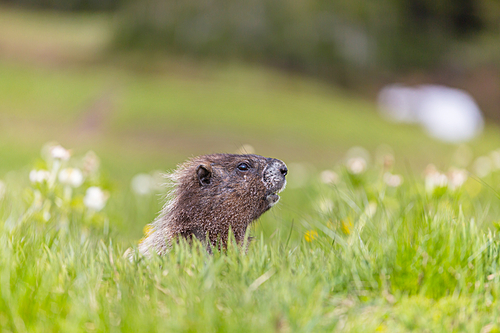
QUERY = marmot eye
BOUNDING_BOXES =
[237,163,250,171]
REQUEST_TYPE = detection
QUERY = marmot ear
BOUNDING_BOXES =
[196,165,212,186]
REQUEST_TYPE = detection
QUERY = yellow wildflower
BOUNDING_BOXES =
[304,230,318,242]
[341,218,353,235]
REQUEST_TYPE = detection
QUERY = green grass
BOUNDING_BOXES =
[3,148,500,332]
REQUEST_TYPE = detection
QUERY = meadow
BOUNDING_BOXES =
[2,6,500,332]
[3,143,500,332]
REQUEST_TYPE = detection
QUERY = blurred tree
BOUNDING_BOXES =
[113,0,499,83]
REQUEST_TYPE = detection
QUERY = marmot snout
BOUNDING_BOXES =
[138,154,287,256]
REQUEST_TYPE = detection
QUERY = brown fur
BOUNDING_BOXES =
[138,154,287,256]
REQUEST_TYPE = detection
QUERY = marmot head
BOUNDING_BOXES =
[173,154,287,221]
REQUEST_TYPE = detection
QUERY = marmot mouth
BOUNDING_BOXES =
[266,179,286,206]
[266,193,280,206]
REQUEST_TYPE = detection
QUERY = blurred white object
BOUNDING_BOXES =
[50,145,71,161]
[424,164,448,193]
[448,168,468,190]
[346,157,367,174]
[29,169,51,183]
[58,168,84,188]
[383,172,403,187]
[131,173,154,195]
[418,85,484,142]
[378,85,420,123]
[320,170,339,184]
[84,186,108,211]
[378,84,484,143]
[345,146,370,175]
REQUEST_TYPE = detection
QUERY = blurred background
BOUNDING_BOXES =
[1,0,500,240]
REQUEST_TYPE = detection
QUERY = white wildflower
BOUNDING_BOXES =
[131,174,154,195]
[320,170,339,185]
[473,156,492,178]
[58,168,84,188]
[425,165,448,193]
[448,168,468,190]
[50,145,71,161]
[384,172,403,187]
[347,157,366,174]
[29,169,51,183]
[84,186,108,211]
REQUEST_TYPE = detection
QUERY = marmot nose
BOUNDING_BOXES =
[280,166,288,176]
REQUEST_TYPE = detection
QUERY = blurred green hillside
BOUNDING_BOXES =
[2,7,500,182]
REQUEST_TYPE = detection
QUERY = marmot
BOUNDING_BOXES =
[138,154,287,256]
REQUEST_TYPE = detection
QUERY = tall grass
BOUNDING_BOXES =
[1,146,500,332]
